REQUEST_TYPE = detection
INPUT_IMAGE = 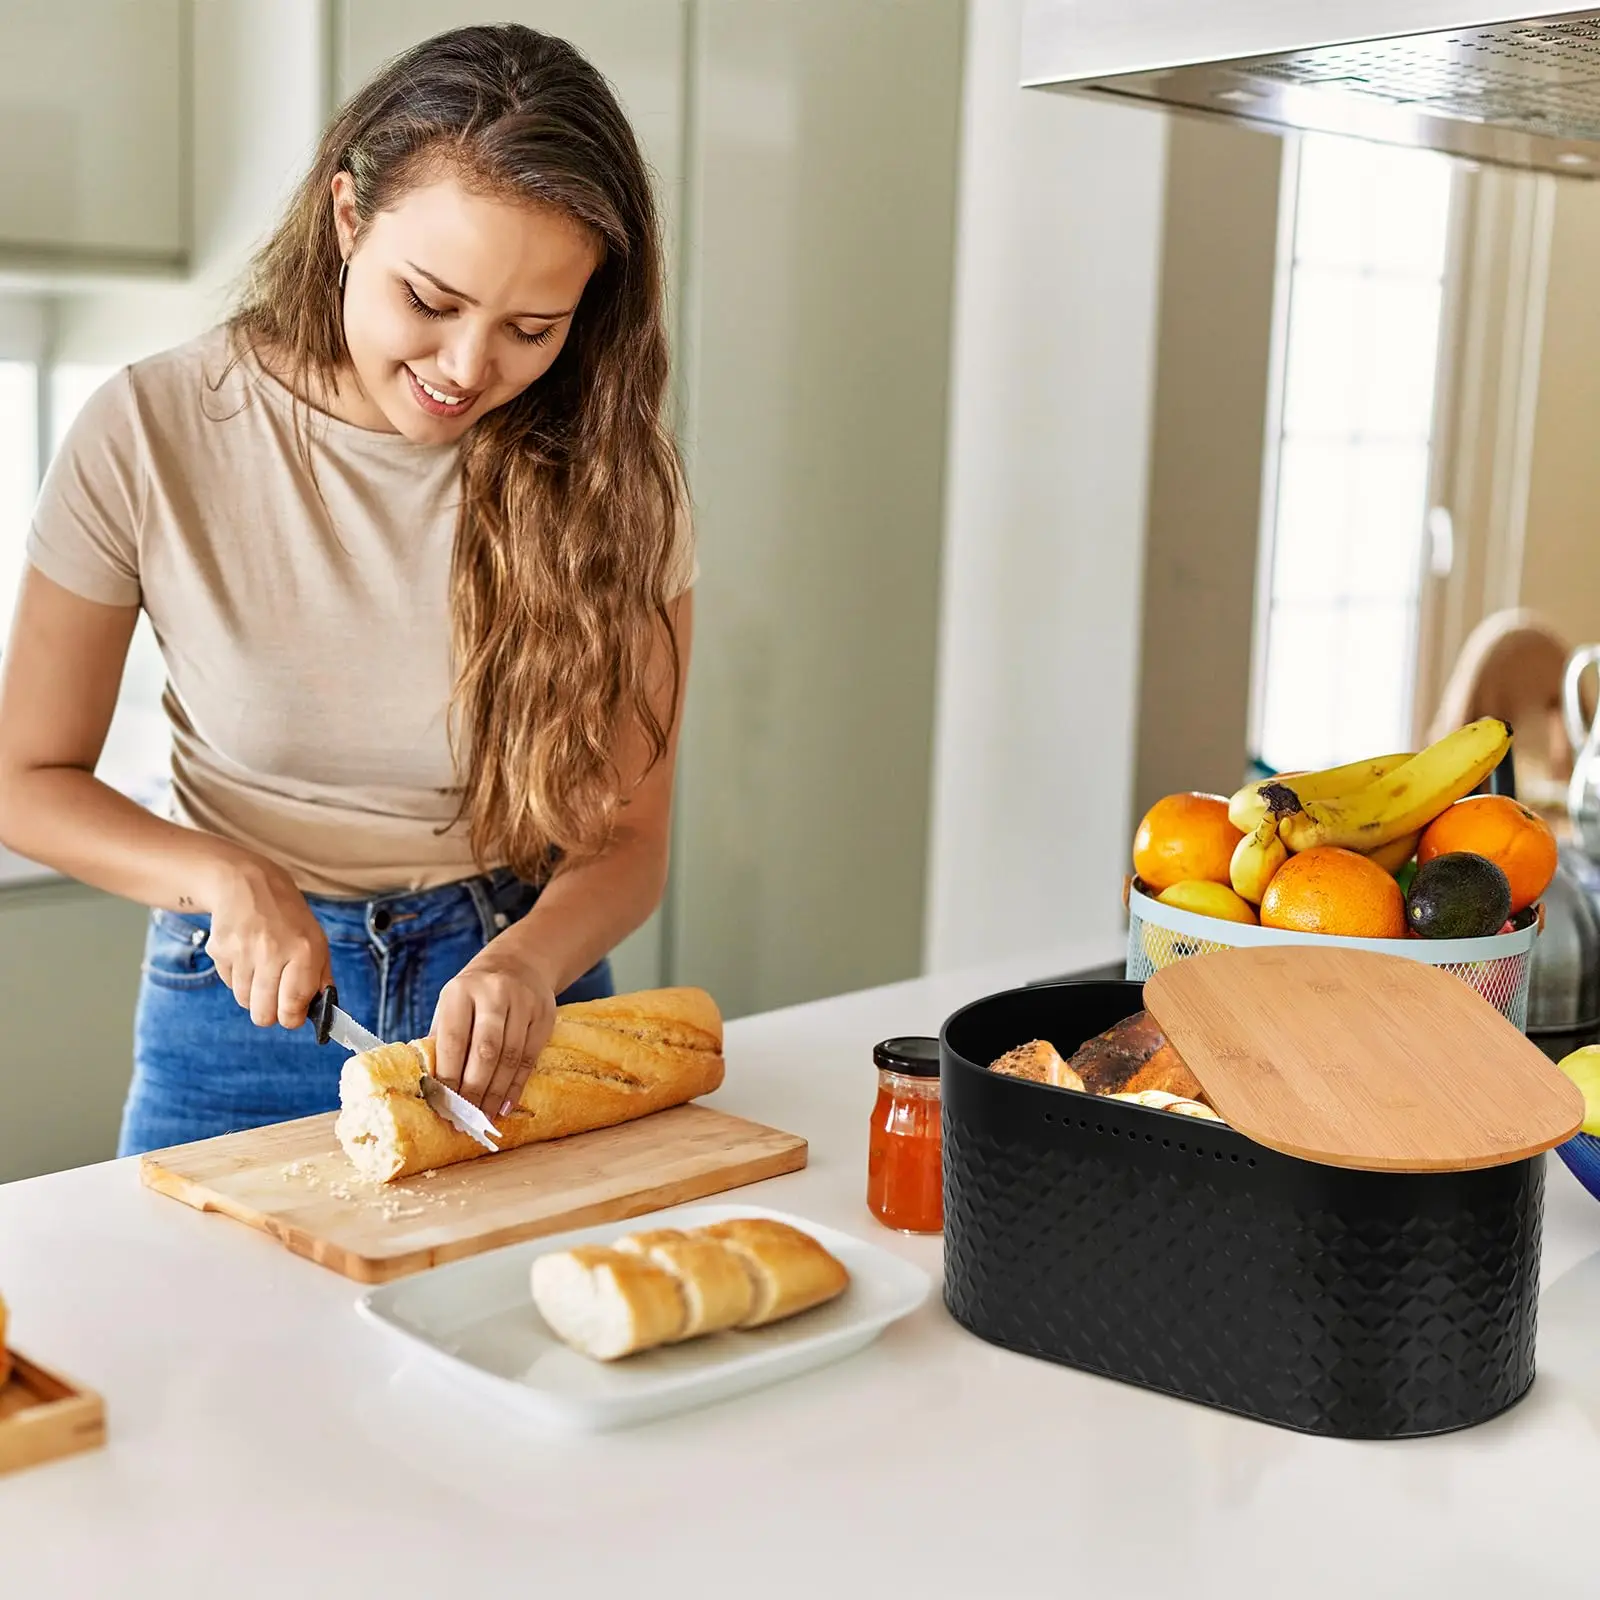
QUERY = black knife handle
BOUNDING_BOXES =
[307,984,338,1045]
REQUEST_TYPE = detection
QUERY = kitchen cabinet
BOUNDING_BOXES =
[0,881,147,1183]
[0,0,187,268]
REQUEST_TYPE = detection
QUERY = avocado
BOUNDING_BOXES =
[1406,852,1513,940]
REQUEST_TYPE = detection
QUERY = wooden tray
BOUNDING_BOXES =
[0,1353,106,1477]
[1145,945,1585,1172]
[141,1103,809,1283]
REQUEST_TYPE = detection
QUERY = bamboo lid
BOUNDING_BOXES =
[1143,945,1584,1173]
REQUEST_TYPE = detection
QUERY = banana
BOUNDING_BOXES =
[1362,829,1422,876]
[1227,752,1412,833]
[1230,816,1287,904]
[1275,718,1512,854]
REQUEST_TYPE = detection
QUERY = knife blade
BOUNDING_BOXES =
[306,985,502,1153]
[416,1071,504,1152]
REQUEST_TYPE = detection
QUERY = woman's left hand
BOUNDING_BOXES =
[430,944,558,1116]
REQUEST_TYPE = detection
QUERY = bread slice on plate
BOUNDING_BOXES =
[530,1217,852,1360]
[696,1219,852,1329]
[529,1246,687,1362]
[612,1230,755,1338]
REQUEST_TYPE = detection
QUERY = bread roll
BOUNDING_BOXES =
[613,1229,755,1338]
[991,1039,1085,1092]
[698,1219,852,1329]
[336,986,724,1182]
[530,1246,687,1361]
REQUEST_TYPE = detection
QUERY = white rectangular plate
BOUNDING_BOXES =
[355,1203,931,1432]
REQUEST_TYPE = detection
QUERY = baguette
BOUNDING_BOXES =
[335,986,725,1182]
[613,1229,755,1338]
[529,1246,687,1361]
[531,1219,850,1361]
[698,1218,852,1328]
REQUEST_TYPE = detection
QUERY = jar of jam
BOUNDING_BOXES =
[866,1036,942,1234]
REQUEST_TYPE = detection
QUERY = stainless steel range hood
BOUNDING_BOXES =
[1021,2,1600,176]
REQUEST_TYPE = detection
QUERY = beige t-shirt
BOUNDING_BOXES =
[26,326,694,898]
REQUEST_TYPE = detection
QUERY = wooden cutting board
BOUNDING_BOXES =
[140,1104,808,1282]
[1144,945,1585,1173]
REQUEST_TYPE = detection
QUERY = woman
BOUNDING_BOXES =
[0,25,694,1153]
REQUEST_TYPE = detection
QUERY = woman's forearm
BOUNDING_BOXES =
[0,764,254,912]
[495,825,670,995]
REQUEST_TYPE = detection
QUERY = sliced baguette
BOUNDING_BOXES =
[531,1220,850,1361]
[529,1246,687,1361]
[697,1219,852,1329]
[613,1229,755,1338]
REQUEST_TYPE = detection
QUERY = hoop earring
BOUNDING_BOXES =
[337,259,348,292]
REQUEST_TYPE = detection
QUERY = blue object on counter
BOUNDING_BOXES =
[1555,1132,1600,1203]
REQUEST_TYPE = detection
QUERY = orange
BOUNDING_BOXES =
[1259,846,1406,939]
[1417,795,1558,914]
[1132,793,1244,892]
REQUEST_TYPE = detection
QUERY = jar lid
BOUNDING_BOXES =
[873,1036,941,1077]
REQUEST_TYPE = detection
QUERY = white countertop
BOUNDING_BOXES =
[3,933,1599,1600]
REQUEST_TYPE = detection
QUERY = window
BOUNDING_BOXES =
[0,304,169,816]
[0,361,38,638]
[1252,135,1456,773]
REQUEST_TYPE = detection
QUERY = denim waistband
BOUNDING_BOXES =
[305,866,532,946]
[147,867,541,953]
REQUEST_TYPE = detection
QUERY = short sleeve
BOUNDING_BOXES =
[664,465,699,599]
[26,367,143,607]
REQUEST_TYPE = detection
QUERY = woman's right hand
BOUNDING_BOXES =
[203,855,332,1029]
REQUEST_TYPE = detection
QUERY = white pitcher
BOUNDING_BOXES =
[1564,644,1600,860]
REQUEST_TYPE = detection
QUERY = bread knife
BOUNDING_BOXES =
[305,985,503,1153]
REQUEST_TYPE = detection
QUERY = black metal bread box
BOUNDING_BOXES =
[940,980,1543,1439]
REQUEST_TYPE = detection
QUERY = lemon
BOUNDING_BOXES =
[1156,880,1258,926]
[1556,1045,1600,1137]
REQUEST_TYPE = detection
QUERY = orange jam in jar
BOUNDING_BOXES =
[866,1036,943,1234]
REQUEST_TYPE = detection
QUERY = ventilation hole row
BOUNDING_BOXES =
[1036,1109,1258,1167]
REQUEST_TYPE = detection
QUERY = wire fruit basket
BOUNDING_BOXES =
[1126,881,1539,1032]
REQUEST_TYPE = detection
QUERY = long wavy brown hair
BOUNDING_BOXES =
[231,24,683,880]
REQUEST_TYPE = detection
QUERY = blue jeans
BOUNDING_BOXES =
[119,867,614,1156]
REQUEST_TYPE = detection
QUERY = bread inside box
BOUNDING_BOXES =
[987,992,1222,1125]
